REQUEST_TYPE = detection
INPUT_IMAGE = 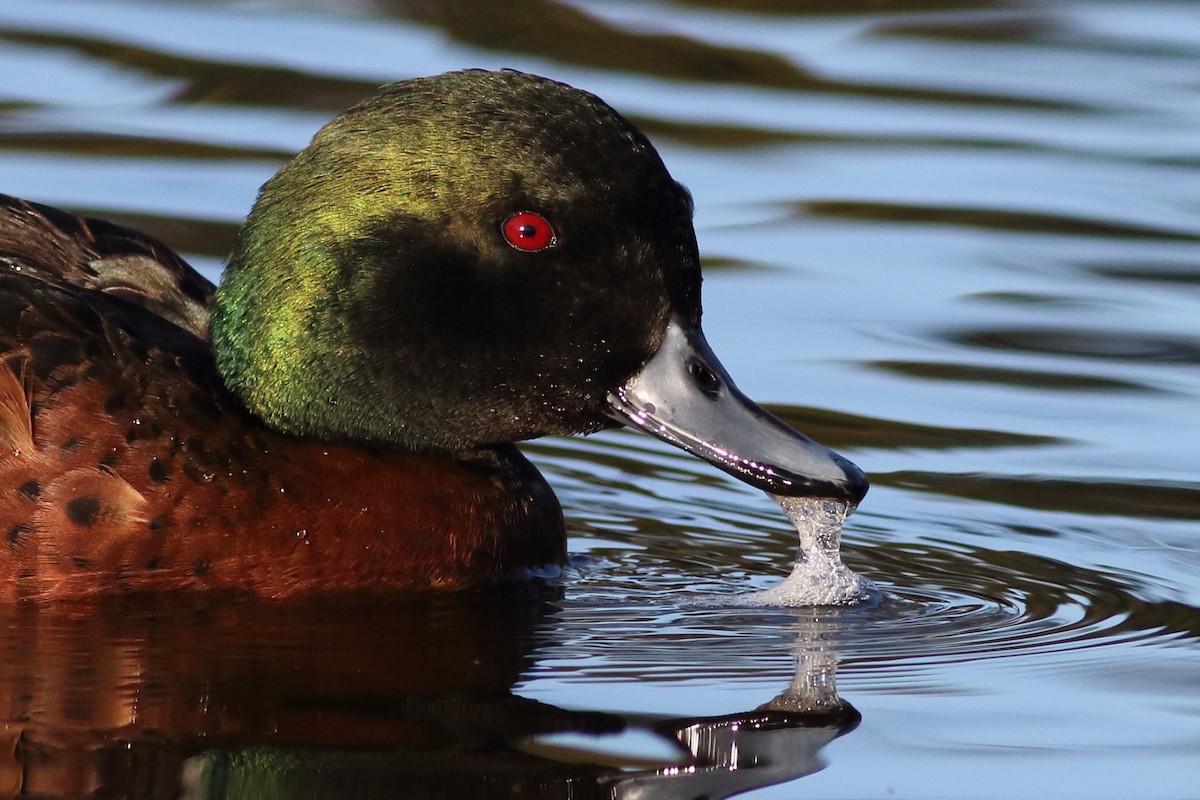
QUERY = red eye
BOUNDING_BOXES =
[502,211,556,252]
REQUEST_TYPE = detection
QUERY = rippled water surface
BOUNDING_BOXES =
[1,1,1198,797]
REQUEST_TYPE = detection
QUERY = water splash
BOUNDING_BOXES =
[737,496,874,607]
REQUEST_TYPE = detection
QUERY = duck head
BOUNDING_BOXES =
[211,69,867,505]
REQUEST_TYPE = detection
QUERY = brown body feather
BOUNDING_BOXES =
[0,195,564,600]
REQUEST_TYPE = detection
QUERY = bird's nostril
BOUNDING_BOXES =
[687,358,721,399]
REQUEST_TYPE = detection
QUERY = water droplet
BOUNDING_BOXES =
[736,495,873,607]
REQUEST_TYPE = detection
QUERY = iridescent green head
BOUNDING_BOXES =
[213,69,868,502]
[212,69,700,453]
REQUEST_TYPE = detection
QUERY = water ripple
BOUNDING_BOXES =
[801,199,1200,242]
[534,433,1199,691]
[550,539,1200,689]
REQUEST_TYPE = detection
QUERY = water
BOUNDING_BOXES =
[736,497,873,606]
[1,0,1199,797]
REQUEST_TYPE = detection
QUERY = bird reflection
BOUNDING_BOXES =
[0,594,858,799]
[607,618,858,800]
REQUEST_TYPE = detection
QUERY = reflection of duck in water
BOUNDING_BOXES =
[0,596,857,798]
[0,70,866,600]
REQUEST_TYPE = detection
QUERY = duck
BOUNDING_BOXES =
[0,69,867,601]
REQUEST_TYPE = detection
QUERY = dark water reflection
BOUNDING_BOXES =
[2,0,1199,796]
[877,470,1200,520]
[0,594,858,798]
[803,199,1200,242]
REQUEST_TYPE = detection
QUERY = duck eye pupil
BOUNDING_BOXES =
[503,212,556,252]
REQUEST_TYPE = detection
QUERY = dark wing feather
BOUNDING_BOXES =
[0,194,215,338]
